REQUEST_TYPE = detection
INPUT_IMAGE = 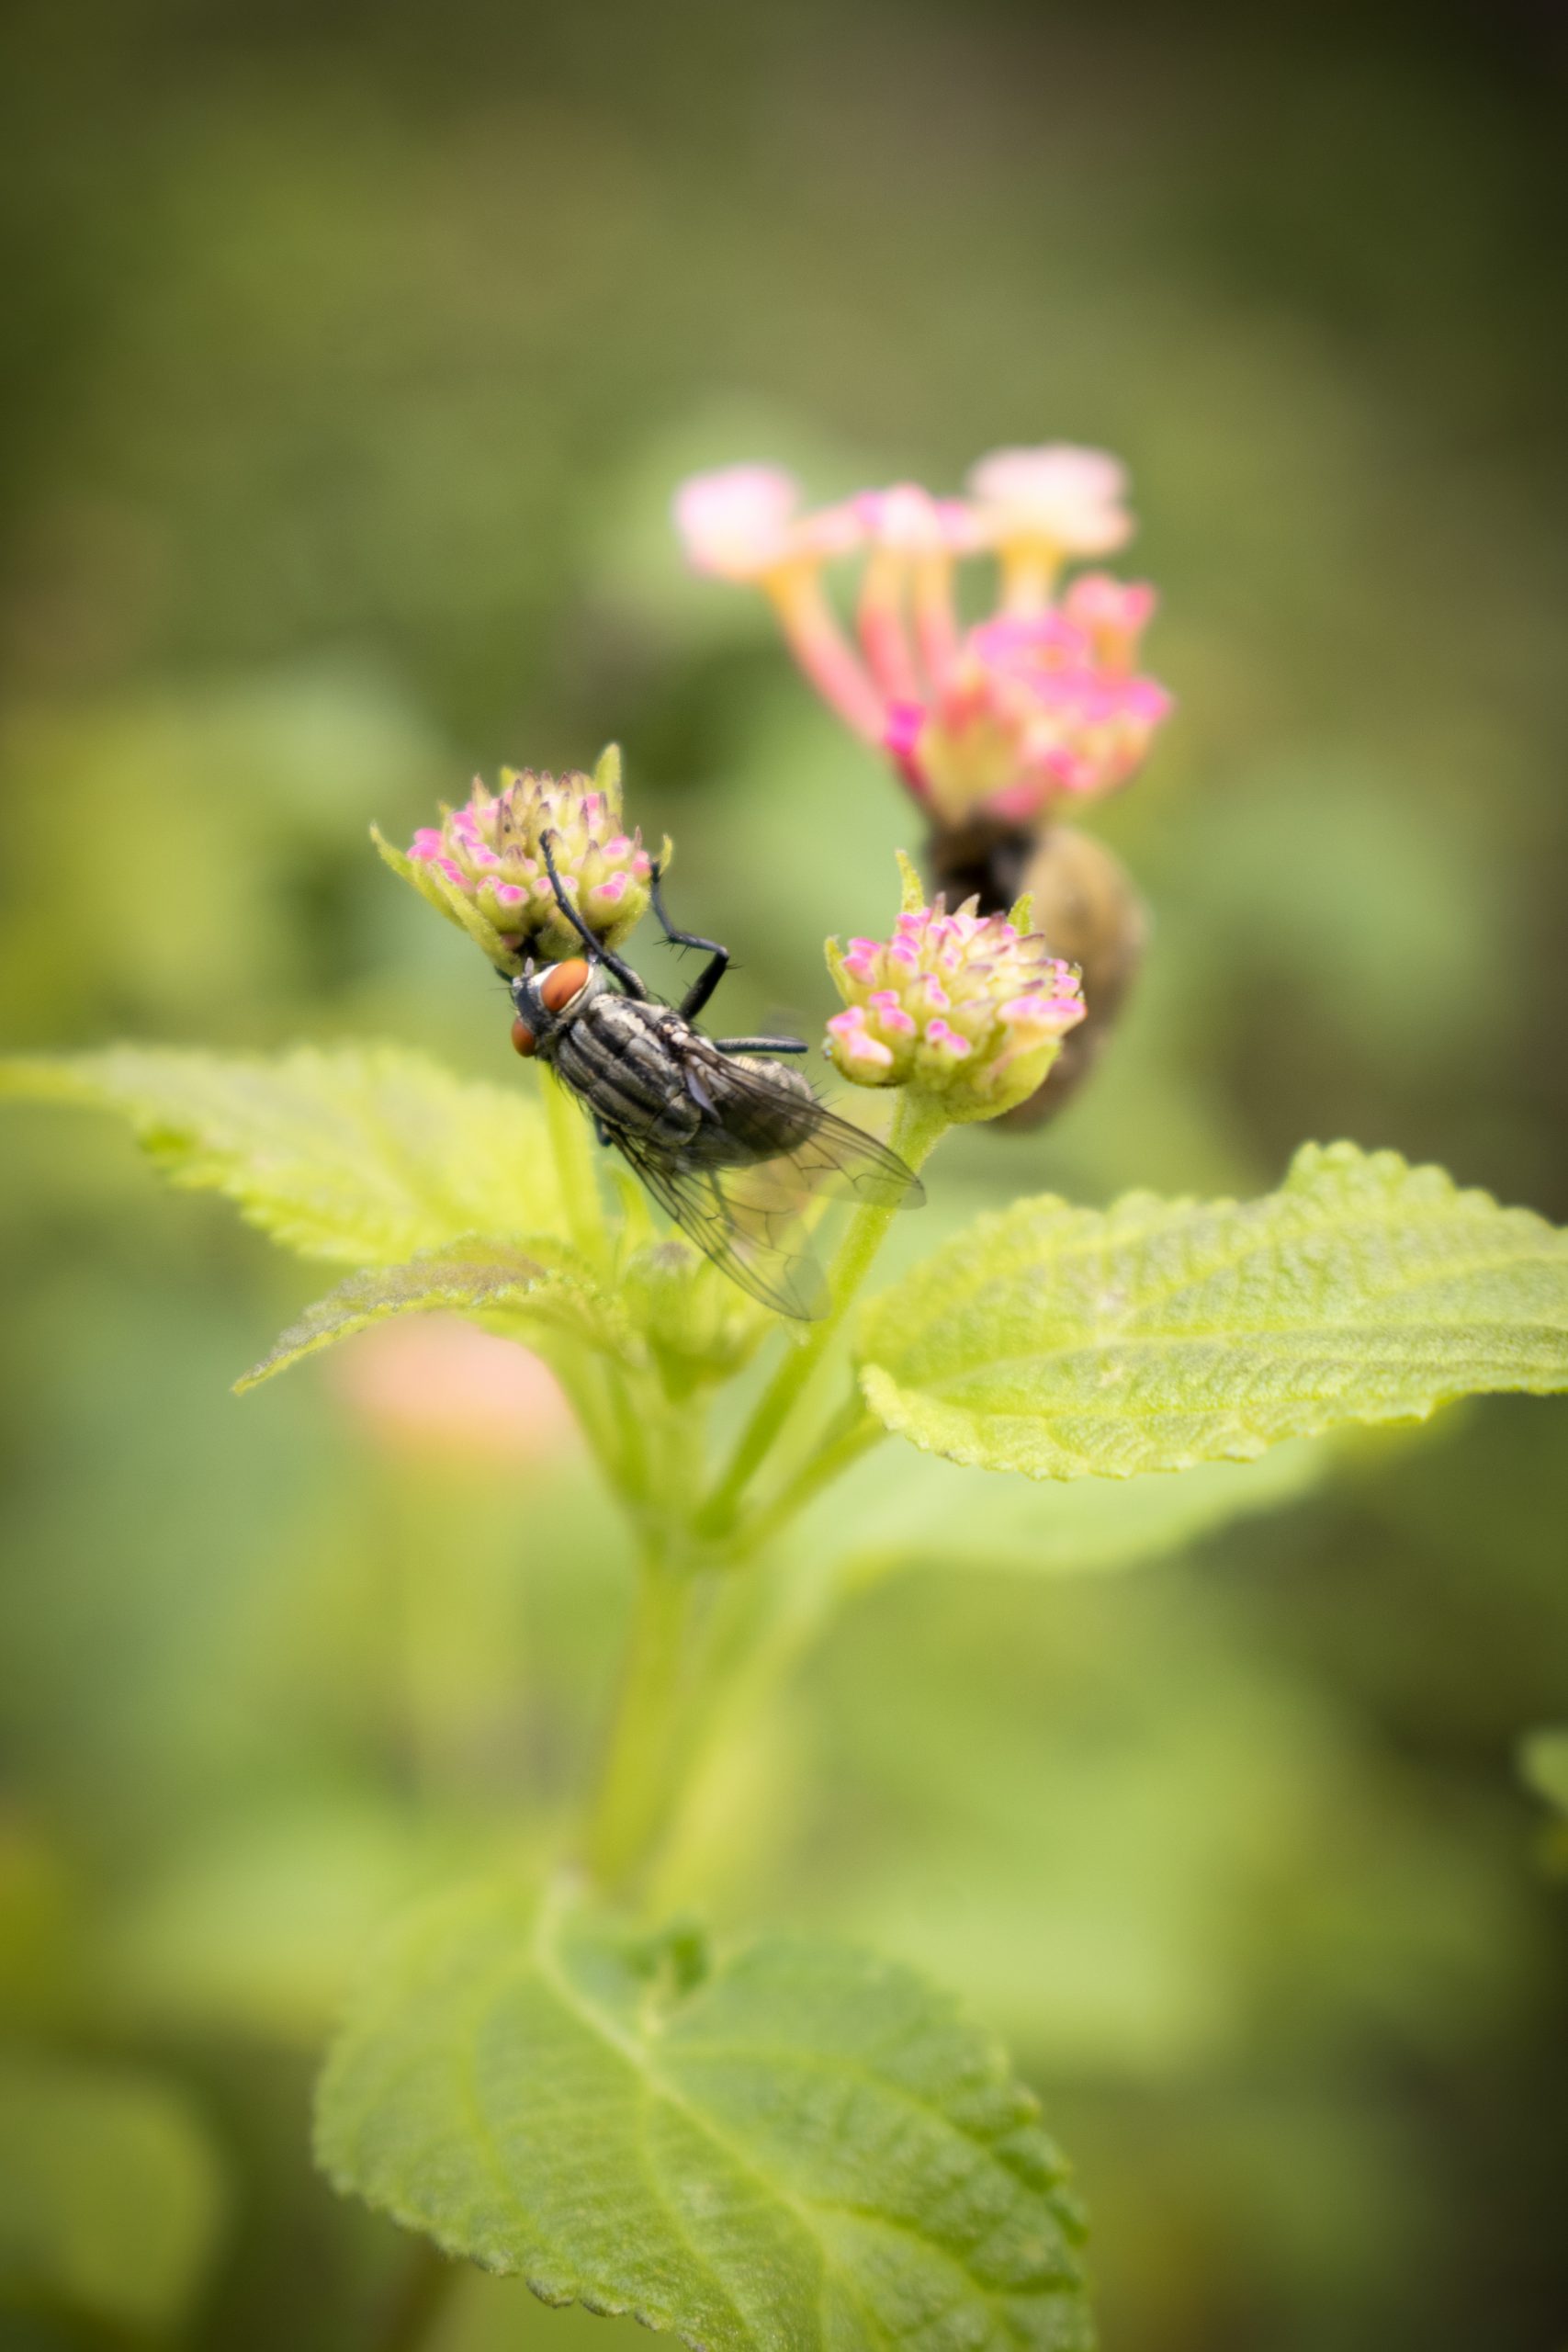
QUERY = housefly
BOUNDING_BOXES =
[507,838,923,1319]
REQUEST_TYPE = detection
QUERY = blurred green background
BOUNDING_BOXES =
[2,2,1565,2346]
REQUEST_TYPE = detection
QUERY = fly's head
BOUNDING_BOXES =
[509,956,603,1060]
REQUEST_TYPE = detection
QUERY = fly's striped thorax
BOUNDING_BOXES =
[551,994,703,1144]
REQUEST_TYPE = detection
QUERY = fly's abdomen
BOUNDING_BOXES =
[557,1000,703,1146]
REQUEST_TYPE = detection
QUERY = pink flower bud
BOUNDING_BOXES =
[672,466,804,580]
[401,750,657,963]
[826,858,1086,1121]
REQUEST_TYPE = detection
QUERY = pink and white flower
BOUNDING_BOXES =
[898,605,1172,826]
[673,466,881,738]
[672,443,1169,829]
[967,445,1133,582]
[672,466,850,581]
[826,858,1086,1121]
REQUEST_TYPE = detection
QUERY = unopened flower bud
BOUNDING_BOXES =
[1003,825,1147,1128]
[622,1240,768,1395]
[399,746,659,966]
[825,854,1085,1122]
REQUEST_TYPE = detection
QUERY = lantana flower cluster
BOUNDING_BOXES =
[826,858,1086,1121]
[677,448,1175,837]
[674,446,1171,830]
[407,755,656,964]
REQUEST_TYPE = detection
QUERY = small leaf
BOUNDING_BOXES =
[317,1875,1093,2351]
[895,848,927,915]
[0,2048,226,2335]
[236,1240,627,1390]
[0,1044,564,1266]
[858,1143,1568,1478]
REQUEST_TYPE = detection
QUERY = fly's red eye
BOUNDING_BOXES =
[509,1017,537,1057]
[540,957,591,1013]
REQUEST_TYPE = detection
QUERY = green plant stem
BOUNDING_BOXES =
[697,1090,949,1536]
[543,1339,619,1474]
[582,1533,700,1898]
[371,2237,458,2352]
[647,1542,851,1915]
[728,1398,886,1563]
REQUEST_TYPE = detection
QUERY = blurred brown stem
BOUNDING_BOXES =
[372,2238,458,2352]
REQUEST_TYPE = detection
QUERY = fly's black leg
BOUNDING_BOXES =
[540,833,647,998]
[649,863,729,1023]
[713,1035,809,1056]
[592,1113,613,1148]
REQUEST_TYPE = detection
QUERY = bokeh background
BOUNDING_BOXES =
[2,2,1565,2346]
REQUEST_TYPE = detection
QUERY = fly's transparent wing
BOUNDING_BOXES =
[610,1125,831,1319]
[603,1053,923,1321]
[694,1050,926,1210]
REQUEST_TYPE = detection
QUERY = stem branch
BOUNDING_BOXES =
[697,1090,948,1535]
[729,1400,886,1563]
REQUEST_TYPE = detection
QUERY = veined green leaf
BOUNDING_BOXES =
[235,1240,627,1391]
[858,1143,1568,1479]
[0,2048,226,2334]
[0,1044,563,1265]
[317,1875,1093,2351]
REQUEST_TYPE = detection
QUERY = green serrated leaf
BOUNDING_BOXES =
[0,2048,226,2334]
[235,1240,627,1390]
[0,1044,564,1267]
[316,1875,1093,2351]
[858,1143,1568,1479]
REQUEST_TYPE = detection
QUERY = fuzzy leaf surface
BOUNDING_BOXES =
[316,1877,1093,2352]
[236,1241,626,1390]
[858,1144,1568,1478]
[0,1045,562,1265]
[0,2049,226,2334]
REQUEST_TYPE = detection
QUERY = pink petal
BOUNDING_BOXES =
[672,465,801,580]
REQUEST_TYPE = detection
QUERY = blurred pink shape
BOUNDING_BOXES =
[330,1315,579,1466]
